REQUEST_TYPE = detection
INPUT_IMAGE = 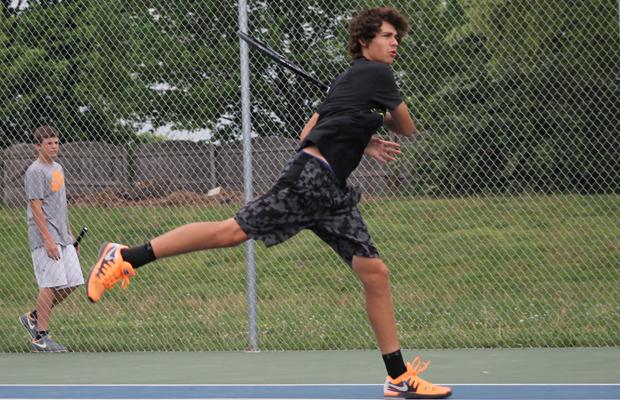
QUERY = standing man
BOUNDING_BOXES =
[20,125,84,352]
[86,8,451,398]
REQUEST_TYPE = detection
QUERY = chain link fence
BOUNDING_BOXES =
[1,0,619,352]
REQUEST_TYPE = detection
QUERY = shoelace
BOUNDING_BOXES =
[119,263,134,289]
[403,356,436,392]
[99,258,134,289]
[409,356,430,374]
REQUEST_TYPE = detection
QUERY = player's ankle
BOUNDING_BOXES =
[383,349,407,379]
[120,242,156,269]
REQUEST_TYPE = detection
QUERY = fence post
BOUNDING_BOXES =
[238,0,258,352]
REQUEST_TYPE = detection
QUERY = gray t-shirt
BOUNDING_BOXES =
[25,160,71,251]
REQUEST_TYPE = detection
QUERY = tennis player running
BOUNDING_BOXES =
[87,7,451,399]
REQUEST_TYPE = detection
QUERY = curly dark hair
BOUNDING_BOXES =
[348,7,409,59]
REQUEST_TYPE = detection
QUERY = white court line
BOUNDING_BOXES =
[2,397,618,400]
[0,383,618,386]
[0,384,374,387]
[449,383,620,386]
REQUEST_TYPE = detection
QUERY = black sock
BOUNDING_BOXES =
[383,349,407,379]
[120,242,156,269]
[35,330,48,340]
[30,309,38,320]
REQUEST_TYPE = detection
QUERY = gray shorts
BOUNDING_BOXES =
[234,151,378,265]
[31,244,84,289]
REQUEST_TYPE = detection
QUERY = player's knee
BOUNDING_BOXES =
[222,218,249,246]
[231,227,249,246]
[353,257,390,288]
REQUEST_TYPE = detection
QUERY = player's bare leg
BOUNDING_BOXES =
[52,287,76,306]
[87,218,248,303]
[351,256,400,354]
[352,256,452,398]
[150,218,249,258]
[34,288,55,332]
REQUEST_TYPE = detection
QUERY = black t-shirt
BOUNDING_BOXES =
[300,57,403,183]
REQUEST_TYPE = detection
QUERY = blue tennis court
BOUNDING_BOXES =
[1,384,619,399]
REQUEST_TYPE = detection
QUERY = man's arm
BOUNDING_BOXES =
[384,101,415,137]
[300,112,320,141]
[31,199,60,260]
[365,101,414,164]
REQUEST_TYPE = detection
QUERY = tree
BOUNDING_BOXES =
[0,0,243,146]
[0,0,136,145]
[242,0,355,139]
[413,0,619,195]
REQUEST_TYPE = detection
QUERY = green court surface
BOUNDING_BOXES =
[0,348,618,384]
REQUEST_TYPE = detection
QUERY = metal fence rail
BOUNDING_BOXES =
[1,0,618,352]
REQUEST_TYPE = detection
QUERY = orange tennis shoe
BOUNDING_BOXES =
[383,356,452,399]
[87,242,136,303]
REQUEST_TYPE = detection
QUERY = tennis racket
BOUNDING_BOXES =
[238,31,330,92]
[73,225,88,248]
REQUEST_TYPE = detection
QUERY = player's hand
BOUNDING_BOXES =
[44,238,60,260]
[364,137,401,164]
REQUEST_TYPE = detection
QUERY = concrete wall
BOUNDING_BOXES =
[133,141,216,197]
[2,138,393,206]
[3,144,37,208]
[2,142,128,207]
[216,136,298,196]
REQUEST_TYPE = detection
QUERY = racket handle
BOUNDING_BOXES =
[73,226,88,247]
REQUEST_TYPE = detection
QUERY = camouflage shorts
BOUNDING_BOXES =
[234,151,378,265]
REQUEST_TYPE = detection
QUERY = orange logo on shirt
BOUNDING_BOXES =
[51,170,64,192]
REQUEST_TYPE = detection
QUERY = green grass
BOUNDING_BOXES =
[1,194,618,352]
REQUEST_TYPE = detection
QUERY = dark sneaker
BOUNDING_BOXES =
[384,356,452,399]
[19,313,38,339]
[86,242,136,303]
[31,334,68,353]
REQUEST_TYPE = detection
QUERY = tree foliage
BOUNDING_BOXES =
[0,0,241,145]
[406,0,619,195]
[1,0,617,194]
